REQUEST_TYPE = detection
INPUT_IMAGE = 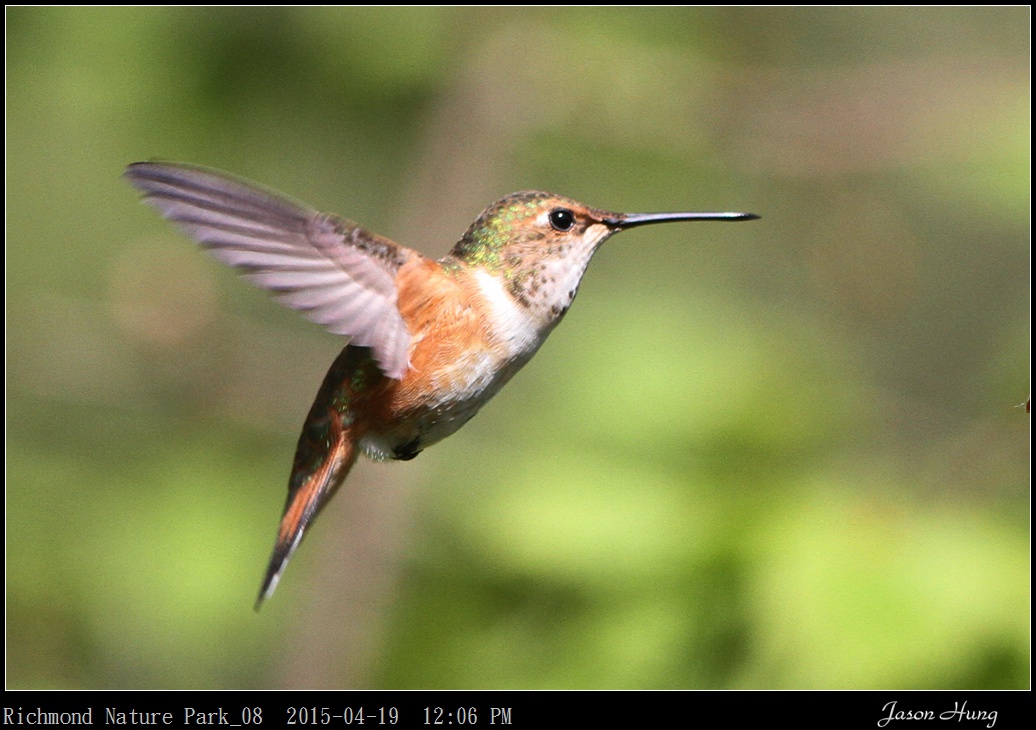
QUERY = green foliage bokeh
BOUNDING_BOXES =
[6,7,1029,689]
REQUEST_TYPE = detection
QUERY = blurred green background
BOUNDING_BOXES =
[6,7,1029,689]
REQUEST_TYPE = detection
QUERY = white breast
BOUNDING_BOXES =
[472,268,548,361]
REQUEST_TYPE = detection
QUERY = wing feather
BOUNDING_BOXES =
[124,161,416,379]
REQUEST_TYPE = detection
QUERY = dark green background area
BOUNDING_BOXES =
[6,7,1028,689]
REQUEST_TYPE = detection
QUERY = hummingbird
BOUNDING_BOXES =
[124,161,758,607]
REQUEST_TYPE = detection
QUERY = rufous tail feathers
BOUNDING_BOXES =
[255,407,357,609]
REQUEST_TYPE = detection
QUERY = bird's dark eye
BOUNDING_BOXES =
[549,208,575,232]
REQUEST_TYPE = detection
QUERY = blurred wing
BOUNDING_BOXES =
[124,161,414,379]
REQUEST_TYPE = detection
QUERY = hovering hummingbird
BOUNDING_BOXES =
[124,161,758,607]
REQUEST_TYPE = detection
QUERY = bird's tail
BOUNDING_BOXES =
[255,405,358,609]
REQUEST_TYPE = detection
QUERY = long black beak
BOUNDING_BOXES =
[605,211,760,229]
